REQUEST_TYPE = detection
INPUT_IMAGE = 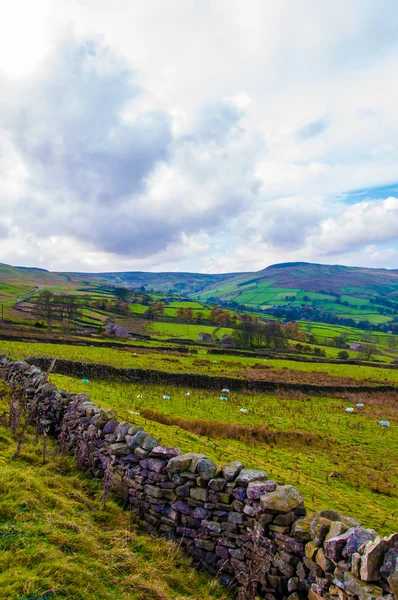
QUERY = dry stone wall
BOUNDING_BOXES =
[1,356,397,600]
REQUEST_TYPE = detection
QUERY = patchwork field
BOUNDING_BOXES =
[48,374,398,534]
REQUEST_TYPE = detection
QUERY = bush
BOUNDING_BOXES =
[338,350,349,360]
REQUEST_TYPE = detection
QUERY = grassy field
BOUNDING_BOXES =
[49,374,398,534]
[148,322,234,341]
[2,339,398,385]
[0,384,228,600]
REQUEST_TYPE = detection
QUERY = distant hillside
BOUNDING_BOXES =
[195,262,398,326]
[2,260,398,326]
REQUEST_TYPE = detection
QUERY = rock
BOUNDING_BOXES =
[149,446,182,459]
[100,407,117,422]
[190,487,209,502]
[188,454,207,473]
[260,485,304,514]
[235,468,267,486]
[128,425,143,435]
[167,453,203,473]
[381,549,398,580]
[147,458,166,473]
[316,548,334,572]
[108,442,130,456]
[388,562,398,597]
[291,516,312,541]
[228,512,244,525]
[305,541,319,561]
[343,572,383,600]
[102,421,118,434]
[343,527,377,558]
[326,521,348,540]
[360,535,398,582]
[192,507,210,520]
[144,484,163,498]
[197,458,217,480]
[221,460,244,481]
[247,480,277,499]
[324,529,355,561]
[310,517,331,546]
[195,539,215,552]
[171,501,192,515]
[115,422,130,441]
[128,430,147,447]
[208,478,226,491]
[141,434,159,451]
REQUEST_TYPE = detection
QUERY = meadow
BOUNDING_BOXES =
[0,383,228,600]
[2,339,398,385]
[49,374,398,534]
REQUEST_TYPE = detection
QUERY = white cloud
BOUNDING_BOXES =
[0,1,398,272]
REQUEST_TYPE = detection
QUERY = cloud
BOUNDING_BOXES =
[296,118,330,140]
[1,2,398,272]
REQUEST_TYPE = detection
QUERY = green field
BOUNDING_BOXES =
[2,339,398,384]
[49,374,398,534]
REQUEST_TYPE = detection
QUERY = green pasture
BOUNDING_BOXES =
[50,374,398,534]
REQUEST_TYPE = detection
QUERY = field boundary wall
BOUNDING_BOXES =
[0,356,397,600]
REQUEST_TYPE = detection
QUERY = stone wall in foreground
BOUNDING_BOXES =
[1,356,397,600]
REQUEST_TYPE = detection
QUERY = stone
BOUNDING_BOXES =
[195,539,215,552]
[221,460,244,481]
[291,516,312,541]
[190,487,209,502]
[326,521,348,540]
[188,454,207,473]
[360,535,398,582]
[310,517,331,546]
[197,458,217,481]
[343,572,383,600]
[149,446,182,459]
[147,458,166,473]
[115,422,130,441]
[243,505,255,517]
[381,549,398,580]
[388,564,398,597]
[144,484,163,498]
[167,453,202,473]
[344,527,377,558]
[108,442,130,456]
[141,434,159,451]
[100,407,117,422]
[235,468,267,486]
[134,447,149,459]
[171,501,192,515]
[192,507,210,520]
[176,485,192,498]
[352,552,362,578]
[228,512,244,525]
[324,529,355,562]
[209,478,226,491]
[308,587,324,600]
[102,421,118,434]
[305,541,319,561]
[128,430,147,447]
[260,485,304,514]
[316,548,334,572]
[232,487,247,502]
[251,480,278,500]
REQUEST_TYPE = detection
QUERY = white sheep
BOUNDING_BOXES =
[163,395,170,400]
[220,396,228,401]
[137,394,143,399]
[345,407,355,413]
[185,392,191,397]
[356,402,365,408]
[377,420,390,428]
[240,408,248,414]
[222,388,230,394]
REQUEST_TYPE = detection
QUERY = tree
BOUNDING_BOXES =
[113,287,130,302]
[337,350,349,360]
[36,290,56,331]
[360,343,377,360]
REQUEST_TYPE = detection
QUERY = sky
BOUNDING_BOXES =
[1,1,398,274]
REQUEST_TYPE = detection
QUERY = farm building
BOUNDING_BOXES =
[198,332,212,343]
[105,323,130,338]
[349,342,363,351]
[221,334,234,347]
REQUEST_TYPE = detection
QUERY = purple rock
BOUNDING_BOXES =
[343,527,377,557]
[103,421,119,434]
[380,548,398,580]
[232,487,247,502]
[150,446,182,459]
[192,507,210,520]
[171,501,192,515]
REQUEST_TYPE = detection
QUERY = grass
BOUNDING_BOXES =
[2,339,398,385]
[0,383,229,600]
[49,374,398,534]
